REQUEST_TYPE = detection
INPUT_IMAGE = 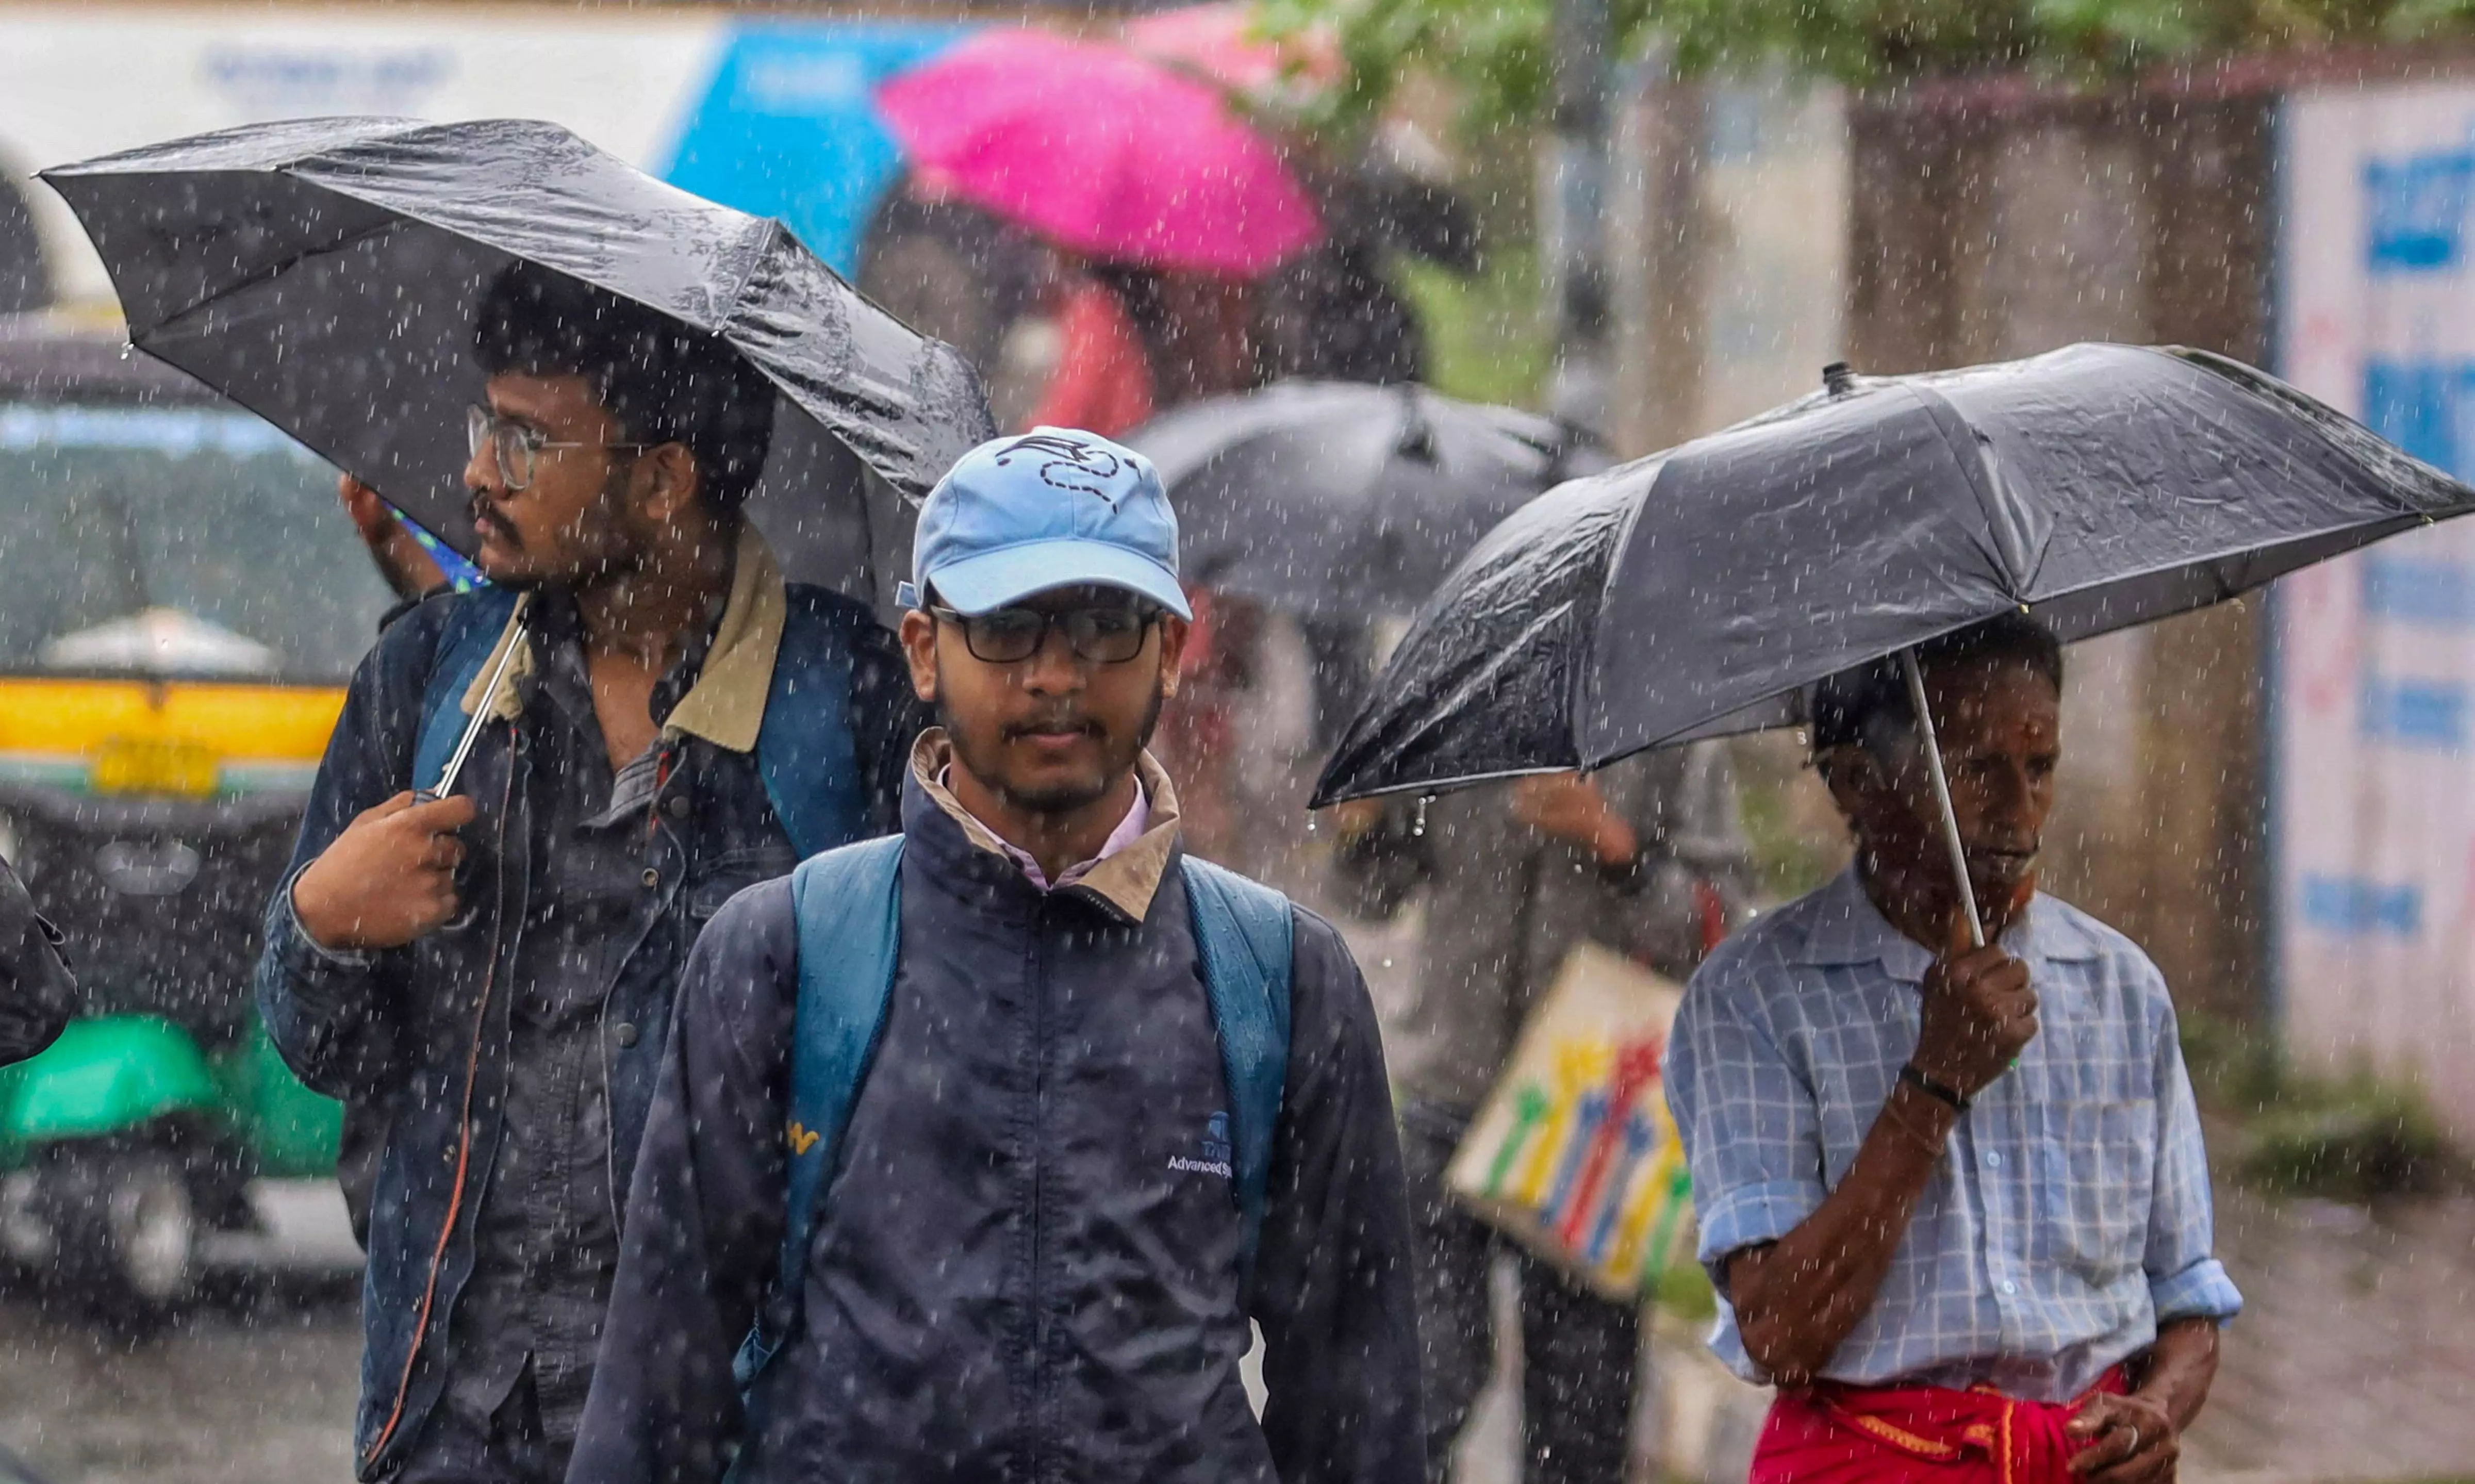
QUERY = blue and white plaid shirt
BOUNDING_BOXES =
[1663,867,2243,1402]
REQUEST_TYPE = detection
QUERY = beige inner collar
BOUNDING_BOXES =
[910,729,1184,922]
[457,524,787,754]
[662,523,786,754]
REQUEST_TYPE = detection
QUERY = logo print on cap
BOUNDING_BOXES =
[996,434,1128,506]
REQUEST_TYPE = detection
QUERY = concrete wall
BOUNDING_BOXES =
[1845,87,2277,1023]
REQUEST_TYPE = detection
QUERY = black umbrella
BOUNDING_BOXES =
[1127,380,1589,618]
[1312,344,2475,942]
[40,117,996,598]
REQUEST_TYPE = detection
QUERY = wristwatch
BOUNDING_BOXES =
[1900,1062,1971,1112]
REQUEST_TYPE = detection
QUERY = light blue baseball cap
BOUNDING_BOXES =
[896,428,1192,619]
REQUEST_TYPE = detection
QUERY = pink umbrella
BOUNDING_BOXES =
[876,29,1320,278]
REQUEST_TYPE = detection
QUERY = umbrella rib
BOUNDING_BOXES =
[143,215,410,342]
[1905,381,2037,595]
[714,217,786,333]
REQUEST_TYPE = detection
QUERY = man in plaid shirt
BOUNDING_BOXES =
[1664,615,2241,1484]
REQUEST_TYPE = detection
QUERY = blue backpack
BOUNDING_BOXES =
[410,586,865,859]
[728,834,1295,1399]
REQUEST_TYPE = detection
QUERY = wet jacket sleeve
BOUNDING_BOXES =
[847,618,927,838]
[570,878,797,1484]
[0,856,73,1067]
[253,607,437,1097]
[1249,909,1425,1484]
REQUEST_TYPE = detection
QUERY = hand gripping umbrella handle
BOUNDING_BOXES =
[1899,648,1987,950]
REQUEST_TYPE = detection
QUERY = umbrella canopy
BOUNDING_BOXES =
[1314,342,2475,805]
[876,31,1319,277]
[1128,380,1586,618]
[41,117,996,598]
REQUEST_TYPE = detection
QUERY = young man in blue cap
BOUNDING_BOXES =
[571,429,1422,1484]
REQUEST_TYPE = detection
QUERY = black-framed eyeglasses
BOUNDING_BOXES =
[467,406,649,491]
[930,602,1160,665]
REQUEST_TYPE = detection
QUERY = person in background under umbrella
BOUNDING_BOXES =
[1338,747,1751,1484]
[1664,614,2241,1483]
[0,856,74,1067]
[255,262,922,1484]
[1026,260,1259,438]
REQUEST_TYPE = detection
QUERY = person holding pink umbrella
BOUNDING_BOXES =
[878,29,1321,279]
[879,28,1319,437]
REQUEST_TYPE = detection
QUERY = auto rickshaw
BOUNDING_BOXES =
[0,316,394,1318]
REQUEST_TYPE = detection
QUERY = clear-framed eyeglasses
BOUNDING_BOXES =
[467,405,649,491]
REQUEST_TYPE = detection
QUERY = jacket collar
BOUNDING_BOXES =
[909,729,1183,923]
[659,523,784,753]
[1793,864,2103,982]
[457,523,787,753]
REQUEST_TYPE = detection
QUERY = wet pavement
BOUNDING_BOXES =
[0,1180,360,1484]
[0,1284,358,1484]
[2181,1186,2475,1484]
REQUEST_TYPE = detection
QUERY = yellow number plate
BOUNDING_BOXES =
[89,737,221,798]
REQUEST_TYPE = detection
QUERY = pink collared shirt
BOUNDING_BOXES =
[944,771,1150,892]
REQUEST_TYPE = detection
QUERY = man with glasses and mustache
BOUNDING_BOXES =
[570,430,1423,1484]
[254,262,922,1484]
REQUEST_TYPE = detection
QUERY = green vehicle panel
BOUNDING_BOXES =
[0,1016,222,1155]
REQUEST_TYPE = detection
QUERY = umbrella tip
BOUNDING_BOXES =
[1823,361,1856,397]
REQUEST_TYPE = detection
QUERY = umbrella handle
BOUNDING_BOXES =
[1899,648,1987,950]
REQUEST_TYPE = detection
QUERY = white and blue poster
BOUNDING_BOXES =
[2278,83,2475,1140]
[0,5,972,305]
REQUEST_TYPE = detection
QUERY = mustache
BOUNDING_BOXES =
[1967,842,2040,869]
[470,497,518,543]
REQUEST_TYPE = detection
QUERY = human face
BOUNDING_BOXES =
[462,371,650,588]
[901,584,1187,817]
[1829,657,2061,918]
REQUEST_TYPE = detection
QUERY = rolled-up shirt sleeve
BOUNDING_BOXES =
[2143,994,2243,1325]
[1663,945,1826,1290]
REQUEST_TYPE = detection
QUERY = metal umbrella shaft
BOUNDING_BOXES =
[1899,648,1987,951]
[421,619,527,802]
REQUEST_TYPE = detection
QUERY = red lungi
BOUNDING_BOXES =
[1748,1368,2127,1484]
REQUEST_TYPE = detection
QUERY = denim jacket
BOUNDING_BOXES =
[254,529,916,1479]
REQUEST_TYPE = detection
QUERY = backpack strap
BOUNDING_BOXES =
[411,587,525,795]
[1180,858,1294,1298]
[732,833,906,1397]
[752,593,865,860]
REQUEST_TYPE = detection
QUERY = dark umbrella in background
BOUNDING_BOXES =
[40,117,996,601]
[1312,343,2475,943]
[1128,380,1592,618]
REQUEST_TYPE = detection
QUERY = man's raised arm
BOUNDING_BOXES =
[1671,912,2038,1386]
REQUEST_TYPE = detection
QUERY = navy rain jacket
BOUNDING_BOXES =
[571,736,1423,1484]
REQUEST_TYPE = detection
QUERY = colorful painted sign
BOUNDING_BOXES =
[1446,942,1694,1301]
[2275,82,2475,1142]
